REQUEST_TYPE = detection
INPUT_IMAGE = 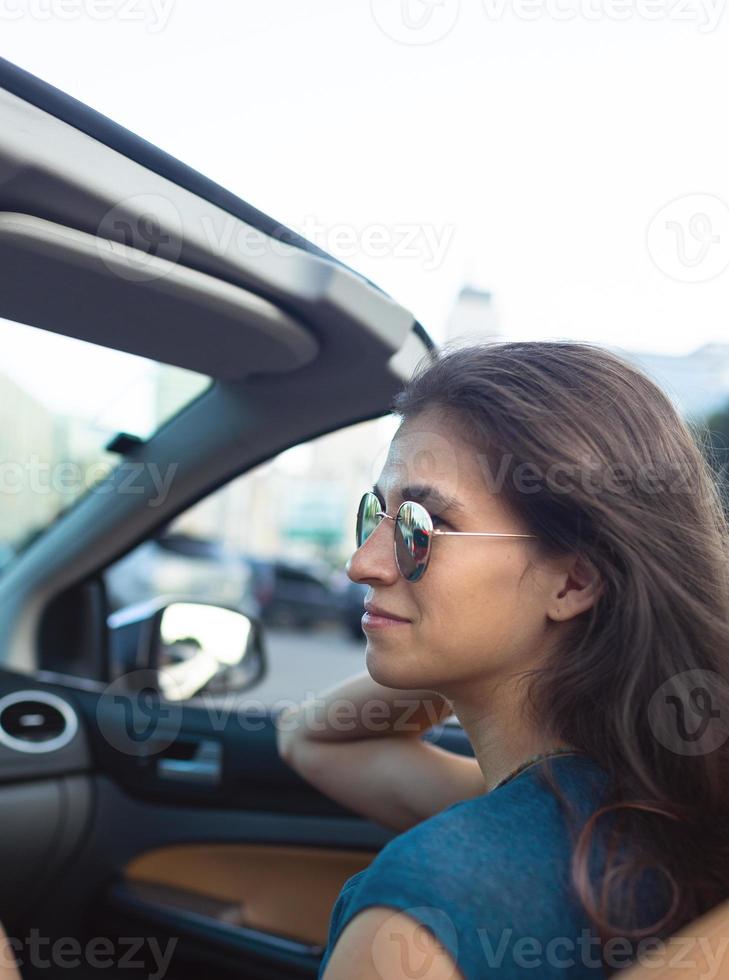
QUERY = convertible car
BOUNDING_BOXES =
[0,56,725,980]
[0,54,441,980]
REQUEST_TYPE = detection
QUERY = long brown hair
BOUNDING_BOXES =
[391,339,729,966]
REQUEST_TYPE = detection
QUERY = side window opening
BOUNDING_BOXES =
[103,415,399,706]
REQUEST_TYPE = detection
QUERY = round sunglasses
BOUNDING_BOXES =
[355,490,537,583]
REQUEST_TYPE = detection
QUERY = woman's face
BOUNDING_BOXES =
[347,408,560,697]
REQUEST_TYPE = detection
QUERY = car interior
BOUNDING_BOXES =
[0,55,727,980]
[0,56,453,980]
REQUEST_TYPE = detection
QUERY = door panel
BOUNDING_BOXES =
[0,657,383,977]
[125,843,376,948]
[0,663,472,977]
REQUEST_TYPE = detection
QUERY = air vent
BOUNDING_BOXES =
[0,690,78,754]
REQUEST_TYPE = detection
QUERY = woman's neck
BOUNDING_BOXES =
[447,676,574,792]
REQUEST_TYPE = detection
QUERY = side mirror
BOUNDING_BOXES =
[109,599,267,700]
[153,601,267,700]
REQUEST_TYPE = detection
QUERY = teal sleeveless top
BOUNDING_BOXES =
[317,753,670,978]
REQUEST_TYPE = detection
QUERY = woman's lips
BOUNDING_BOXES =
[362,611,412,629]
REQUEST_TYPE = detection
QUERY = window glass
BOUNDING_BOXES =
[0,317,211,564]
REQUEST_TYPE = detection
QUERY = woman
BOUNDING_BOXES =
[277,340,729,979]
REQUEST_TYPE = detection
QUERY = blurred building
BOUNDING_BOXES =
[444,286,501,346]
[172,415,398,567]
[0,373,56,550]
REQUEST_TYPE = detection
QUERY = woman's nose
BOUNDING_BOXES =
[346,516,399,585]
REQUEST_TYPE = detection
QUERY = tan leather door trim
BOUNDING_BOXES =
[125,844,376,947]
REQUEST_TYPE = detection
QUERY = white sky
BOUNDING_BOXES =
[3,0,729,356]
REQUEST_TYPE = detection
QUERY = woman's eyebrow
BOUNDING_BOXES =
[372,482,464,514]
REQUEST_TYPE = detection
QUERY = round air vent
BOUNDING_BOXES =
[0,690,78,754]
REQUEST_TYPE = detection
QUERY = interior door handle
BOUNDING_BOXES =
[157,739,222,785]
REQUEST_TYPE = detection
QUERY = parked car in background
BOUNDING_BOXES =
[107,529,364,638]
[339,579,367,640]
[106,531,257,617]
[247,556,351,631]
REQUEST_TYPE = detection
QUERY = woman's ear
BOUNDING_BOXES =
[547,553,604,622]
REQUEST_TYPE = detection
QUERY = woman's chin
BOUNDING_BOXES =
[365,642,418,685]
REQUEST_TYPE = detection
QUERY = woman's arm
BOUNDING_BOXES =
[0,922,21,980]
[275,669,487,831]
[321,906,465,980]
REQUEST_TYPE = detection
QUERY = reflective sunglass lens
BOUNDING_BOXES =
[395,501,431,582]
[356,492,381,548]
